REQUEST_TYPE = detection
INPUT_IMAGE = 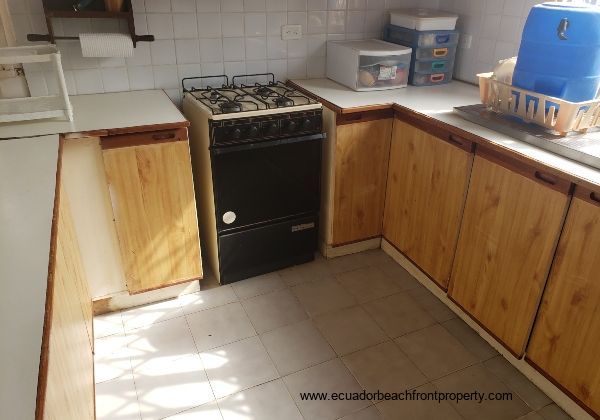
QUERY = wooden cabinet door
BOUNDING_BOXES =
[102,134,202,294]
[448,150,571,357]
[526,187,600,417]
[42,185,94,420]
[383,119,473,289]
[331,118,392,246]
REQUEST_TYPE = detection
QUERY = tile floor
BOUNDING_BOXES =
[93,250,573,420]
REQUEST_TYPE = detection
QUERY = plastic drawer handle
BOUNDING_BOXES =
[436,34,450,44]
[430,74,445,82]
[433,48,448,57]
[432,61,446,70]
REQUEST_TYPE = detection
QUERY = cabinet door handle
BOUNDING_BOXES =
[152,132,177,140]
[591,191,600,204]
[534,171,558,186]
[447,134,464,147]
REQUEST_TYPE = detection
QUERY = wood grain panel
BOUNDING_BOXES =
[526,190,600,417]
[43,186,95,419]
[103,140,202,294]
[448,154,569,357]
[383,120,473,289]
[331,118,392,246]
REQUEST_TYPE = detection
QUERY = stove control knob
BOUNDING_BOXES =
[302,118,312,129]
[267,122,278,134]
[285,120,297,132]
[248,125,259,137]
[232,128,242,139]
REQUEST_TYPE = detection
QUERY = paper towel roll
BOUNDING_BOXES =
[80,33,134,58]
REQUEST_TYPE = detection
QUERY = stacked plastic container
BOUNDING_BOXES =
[383,9,459,86]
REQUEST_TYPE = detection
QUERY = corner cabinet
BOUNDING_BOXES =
[321,108,393,250]
[526,186,600,416]
[448,149,572,357]
[102,128,202,294]
[383,117,474,290]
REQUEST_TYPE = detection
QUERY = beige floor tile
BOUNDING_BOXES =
[241,288,308,333]
[314,306,387,356]
[517,412,545,420]
[261,319,336,375]
[395,324,477,380]
[163,401,223,419]
[230,272,286,300]
[201,336,279,399]
[408,287,457,322]
[433,364,531,420]
[122,298,185,332]
[187,302,256,352]
[178,285,238,316]
[127,317,198,369]
[484,356,551,410]
[342,341,427,397]
[362,292,436,338]
[336,266,403,303]
[283,358,370,420]
[218,379,303,420]
[326,253,370,274]
[135,354,215,420]
[279,257,336,286]
[442,317,498,362]
[95,373,141,420]
[377,261,424,292]
[376,383,463,420]
[94,311,125,339]
[95,333,135,383]
[341,405,384,420]
[292,278,357,317]
[536,403,573,420]
[357,249,394,267]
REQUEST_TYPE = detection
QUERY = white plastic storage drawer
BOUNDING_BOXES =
[327,39,412,91]
[390,8,458,31]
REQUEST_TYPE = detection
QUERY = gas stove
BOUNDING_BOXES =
[182,73,321,119]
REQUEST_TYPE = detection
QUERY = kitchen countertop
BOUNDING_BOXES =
[290,78,600,189]
[0,89,188,140]
[0,89,188,419]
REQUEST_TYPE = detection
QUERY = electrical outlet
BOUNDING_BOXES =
[281,24,302,40]
[460,34,473,49]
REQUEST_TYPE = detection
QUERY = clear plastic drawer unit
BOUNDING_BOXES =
[326,39,412,91]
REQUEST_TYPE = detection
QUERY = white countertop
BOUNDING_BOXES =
[0,89,188,418]
[0,89,187,140]
[0,135,60,420]
[291,78,600,188]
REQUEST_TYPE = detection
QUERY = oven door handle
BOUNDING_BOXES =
[210,133,326,155]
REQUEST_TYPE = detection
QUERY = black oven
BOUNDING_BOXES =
[210,132,323,283]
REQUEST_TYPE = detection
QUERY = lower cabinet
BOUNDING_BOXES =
[383,119,473,289]
[526,186,600,417]
[448,150,571,357]
[325,112,393,247]
[42,184,94,419]
[102,129,202,294]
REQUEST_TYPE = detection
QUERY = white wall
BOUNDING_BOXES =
[10,0,437,105]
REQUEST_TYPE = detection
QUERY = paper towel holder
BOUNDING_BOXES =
[26,0,154,47]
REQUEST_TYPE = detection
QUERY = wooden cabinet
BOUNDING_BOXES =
[383,119,473,289]
[448,150,571,357]
[526,186,600,417]
[323,110,393,248]
[41,184,95,419]
[102,129,202,294]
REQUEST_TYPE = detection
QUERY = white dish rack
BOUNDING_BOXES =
[0,45,73,123]
[478,72,600,135]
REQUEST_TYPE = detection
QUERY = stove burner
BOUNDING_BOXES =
[273,96,294,107]
[220,101,242,113]
[255,86,272,96]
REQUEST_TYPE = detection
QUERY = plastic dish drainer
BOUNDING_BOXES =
[478,72,600,135]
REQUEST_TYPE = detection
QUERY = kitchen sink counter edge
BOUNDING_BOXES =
[289,78,600,190]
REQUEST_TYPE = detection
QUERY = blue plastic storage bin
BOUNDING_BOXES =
[513,2,600,102]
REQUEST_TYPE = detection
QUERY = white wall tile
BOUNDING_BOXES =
[327,10,345,33]
[245,37,268,59]
[126,43,152,66]
[200,38,224,62]
[222,13,245,36]
[150,39,177,64]
[245,13,267,36]
[308,11,327,34]
[74,69,104,94]
[173,13,199,38]
[221,0,244,12]
[153,64,180,88]
[128,66,156,90]
[197,13,223,37]
[197,0,221,12]
[288,0,307,11]
[266,0,288,11]
[223,37,246,60]
[287,38,307,58]
[101,67,130,92]
[244,0,267,11]
[267,12,287,35]
[176,39,202,63]
[172,0,197,12]
[146,0,171,12]
[267,36,287,59]
[147,13,175,39]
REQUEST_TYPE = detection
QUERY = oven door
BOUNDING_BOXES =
[210,133,323,233]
